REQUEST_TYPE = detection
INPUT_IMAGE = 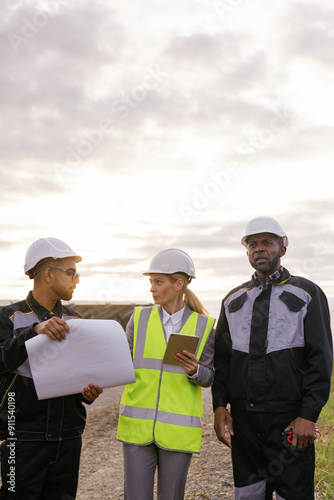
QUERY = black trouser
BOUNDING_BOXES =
[0,437,82,500]
[230,408,315,500]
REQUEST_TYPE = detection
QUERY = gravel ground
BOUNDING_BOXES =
[77,386,234,500]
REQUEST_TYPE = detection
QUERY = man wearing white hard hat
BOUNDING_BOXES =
[0,238,102,499]
[212,217,333,500]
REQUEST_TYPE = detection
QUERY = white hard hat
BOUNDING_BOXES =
[143,248,196,278]
[24,237,82,276]
[241,216,288,247]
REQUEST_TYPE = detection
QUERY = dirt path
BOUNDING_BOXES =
[77,386,234,499]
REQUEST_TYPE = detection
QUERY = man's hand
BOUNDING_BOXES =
[285,417,316,449]
[82,384,103,402]
[34,317,69,342]
[174,350,199,376]
[214,406,234,449]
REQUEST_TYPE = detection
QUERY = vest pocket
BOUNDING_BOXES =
[279,291,306,312]
[228,292,247,313]
[268,292,306,350]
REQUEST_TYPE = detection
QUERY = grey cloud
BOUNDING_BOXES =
[163,33,224,64]
[1,1,307,180]
[0,167,66,200]
[162,29,262,67]
[281,4,334,68]
[279,127,334,162]
[162,29,287,99]
[1,1,127,166]
[3,2,125,60]
[80,219,248,276]
[280,199,333,238]
[79,252,250,282]
[36,197,334,309]
[92,202,334,283]
[0,239,18,251]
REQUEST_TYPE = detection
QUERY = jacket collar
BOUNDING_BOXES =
[26,290,63,320]
[250,267,291,288]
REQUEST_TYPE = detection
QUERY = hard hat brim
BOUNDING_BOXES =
[143,270,196,278]
[24,253,82,275]
[241,233,288,247]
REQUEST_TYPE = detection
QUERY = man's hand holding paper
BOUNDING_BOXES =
[26,318,135,400]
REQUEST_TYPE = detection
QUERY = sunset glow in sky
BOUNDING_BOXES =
[1,0,334,320]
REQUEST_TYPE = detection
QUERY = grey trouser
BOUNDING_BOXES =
[123,443,192,500]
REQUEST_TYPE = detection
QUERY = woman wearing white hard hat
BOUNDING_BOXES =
[117,249,215,500]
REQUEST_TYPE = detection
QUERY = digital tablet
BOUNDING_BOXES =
[163,333,199,365]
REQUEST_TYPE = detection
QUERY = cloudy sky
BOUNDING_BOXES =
[1,0,334,320]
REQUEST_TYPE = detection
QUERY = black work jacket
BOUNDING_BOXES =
[0,292,88,441]
[212,268,333,422]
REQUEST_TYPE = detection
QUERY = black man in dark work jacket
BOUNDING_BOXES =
[212,217,333,500]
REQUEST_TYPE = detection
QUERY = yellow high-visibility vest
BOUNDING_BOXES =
[117,306,214,453]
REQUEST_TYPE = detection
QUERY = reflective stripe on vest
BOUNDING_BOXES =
[117,306,214,453]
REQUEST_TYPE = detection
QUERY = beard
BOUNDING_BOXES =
[51,281,74,301]
[250,251,281,275]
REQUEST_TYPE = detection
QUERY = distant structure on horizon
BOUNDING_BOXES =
[68,301,152,329]
[0,301,152,330]
[0,300,332,339]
